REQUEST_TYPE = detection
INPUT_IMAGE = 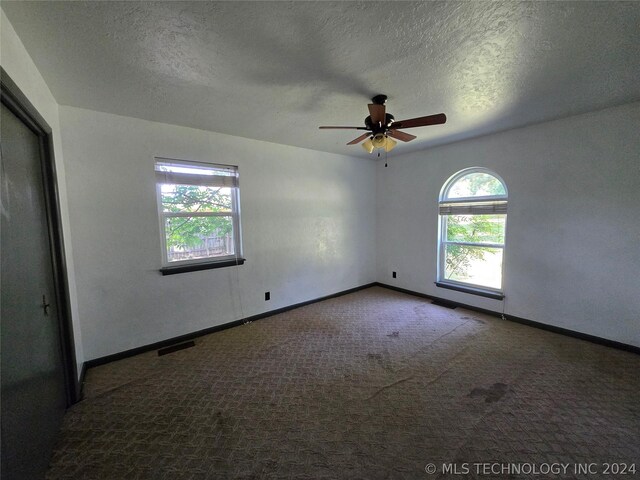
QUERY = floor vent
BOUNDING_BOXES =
[431,299,458,309]
[158,341,196,356]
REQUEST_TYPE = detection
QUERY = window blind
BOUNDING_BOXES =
[154,160,238,188]
[439,200,507,215]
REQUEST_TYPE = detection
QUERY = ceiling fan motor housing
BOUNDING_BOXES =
[365,113,395,132]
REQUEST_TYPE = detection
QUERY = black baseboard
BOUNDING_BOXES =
[158,341,195,356]
[375,282,640,355]
[77,362,87,402]
[83,283,376,370]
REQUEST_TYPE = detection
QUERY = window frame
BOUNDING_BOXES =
[154,157,244,274]
[436,167,507,299]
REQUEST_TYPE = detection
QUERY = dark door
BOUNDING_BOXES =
[1,101,68,479]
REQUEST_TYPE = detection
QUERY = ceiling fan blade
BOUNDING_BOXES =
[368,104,386,125]
[347,133,371,145]
[391,113,446,129]
[319,126,368,130]
[387,129,417,142]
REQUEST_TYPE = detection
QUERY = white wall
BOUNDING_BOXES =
[58,106,376,360]
[1,9,85,374]
[377,102,640,347]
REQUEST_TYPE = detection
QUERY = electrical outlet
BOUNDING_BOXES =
[265,291,270,301]
[392,271,397,278]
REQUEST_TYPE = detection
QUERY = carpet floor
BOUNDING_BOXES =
[46,286,640,479]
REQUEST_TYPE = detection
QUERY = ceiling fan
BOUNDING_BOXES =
[319,94,446,153]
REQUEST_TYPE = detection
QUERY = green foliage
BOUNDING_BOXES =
[449,172,506,199]
[445,214,504,280]
[466,173,505,197]
[447,215,505,244]
[165,216,232,250]
[162,185,231,214]
[445,243,485,280]
[162,185,233,250]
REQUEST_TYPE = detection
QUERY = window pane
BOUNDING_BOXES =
[444,244,503,289]
[161,184,232,213]
[446,172,506,199]
[165,215,235,262]
[446,214,505,244]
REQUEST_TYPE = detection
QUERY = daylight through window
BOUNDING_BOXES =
[437,168,507,295]
[155,158,242,267]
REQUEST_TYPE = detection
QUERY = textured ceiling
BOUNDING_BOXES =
[3,1,640,157]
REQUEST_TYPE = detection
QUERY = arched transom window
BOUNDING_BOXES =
[437,168,507,297]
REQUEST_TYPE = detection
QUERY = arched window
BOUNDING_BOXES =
[437,168,507,298]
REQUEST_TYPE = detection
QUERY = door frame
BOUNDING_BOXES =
[1,68,80,404]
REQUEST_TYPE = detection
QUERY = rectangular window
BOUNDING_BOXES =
[439,212,506,293]
[155,158,242,271]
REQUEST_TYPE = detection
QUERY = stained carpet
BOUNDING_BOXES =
[47,287,640,479]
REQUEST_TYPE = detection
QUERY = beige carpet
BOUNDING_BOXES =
[47,286,640,479]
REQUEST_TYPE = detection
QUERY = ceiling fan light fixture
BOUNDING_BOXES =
[384,136,397,152]
[371,133,386,149]
[361,138,374,153]
[368,133,397,153]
